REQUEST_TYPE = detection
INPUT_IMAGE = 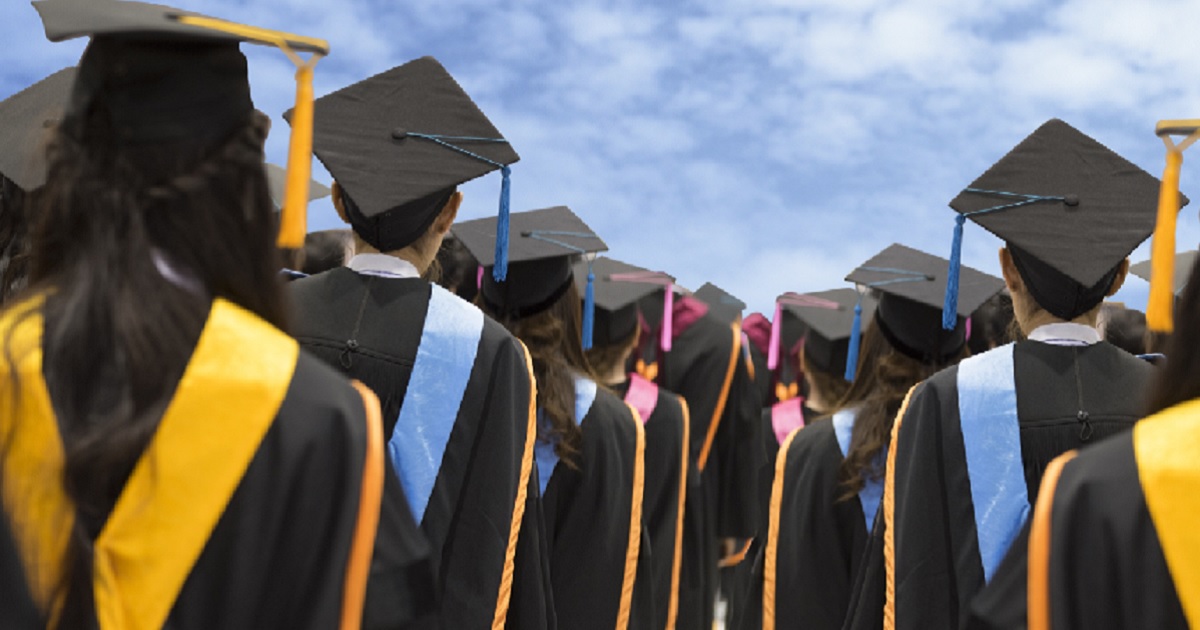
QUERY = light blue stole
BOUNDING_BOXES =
[955,343,1028,582]
[534,377,597,495]
[388,284,484,522]
[832,408,884,531]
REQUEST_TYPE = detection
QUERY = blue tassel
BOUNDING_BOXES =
[493,165,512,282]
[844,298,863,382]
[582,265,595,350]
[942,214,966,331]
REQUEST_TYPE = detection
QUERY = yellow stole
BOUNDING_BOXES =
[1134,397,1200,628]
[1,298,299,630]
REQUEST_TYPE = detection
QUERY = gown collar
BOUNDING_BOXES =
[1027,322,1101,346]
[347,253,420,279]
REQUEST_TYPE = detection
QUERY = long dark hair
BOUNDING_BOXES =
[482,282,593,466]
[5,109,286,627]
[835,321,965,501]
[1146,253,1200,415]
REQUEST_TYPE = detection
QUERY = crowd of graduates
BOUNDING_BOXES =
[3,2,1200,630]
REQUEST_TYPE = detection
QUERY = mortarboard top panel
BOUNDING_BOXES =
[1131,250,1198,295]
[694,282,745,325]
[846,243,1003,318]
[453,206,606,268]
[34,0,328,54]
[0,67,74,191]
[949,118,1175,288]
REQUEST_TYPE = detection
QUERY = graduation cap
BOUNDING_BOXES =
[293,57,518,274]
[573,257,675,348]
[33,0,328,249]
[1145,120,1200,332]
[265,163,330,208]
[945,119,1172,329]
[770,289,878,379]
[693,282,745,325]
[0,67,74,192]
[847,244,1003,373]
[454,206,607,348]
[1131,250,1198,296]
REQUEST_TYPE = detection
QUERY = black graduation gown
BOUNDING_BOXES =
[615,377,690,630]
[843,340,1154,630]
[0,299,434,629]
[638,294,762,630]
[965,430,1190,629]
[290,268,550,629]
[540,385,655,630]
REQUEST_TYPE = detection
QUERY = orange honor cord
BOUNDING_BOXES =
[492,341,539,630]
[1148,120,1200,332]
[342,382,385,630]
[882,385,918,630]
[616,404,647,630]
[1027,450,1078,630]
[666,397,690,630]
[762,426,802,630]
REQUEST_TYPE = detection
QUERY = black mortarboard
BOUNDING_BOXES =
[693,283,746,325]
[295,57,518,266]
[573,257,674,348]
[455,206,607,347]
[945,119,1173,326]
[34,0,329,248]
[0,67,74,192]
[847,243,1003,367]
[265,163,330,208]
[1131,250,1198,296]
[773,289,877,377]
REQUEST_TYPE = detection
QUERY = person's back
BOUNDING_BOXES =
[845,119,1168,630]
[1,4,433,627]
[285,58,549,629]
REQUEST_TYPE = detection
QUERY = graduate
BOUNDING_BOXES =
[844,119,1169,630]
[965,251,1200,630]
[577,256,690,630]
[2,1,435,627]
[749,248,1001,630]
[457,206,654,630]
[285,57,549,629]
[636,273,762,630]
[0,67,74,303]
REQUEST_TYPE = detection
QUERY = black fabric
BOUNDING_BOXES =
[1009,243,1119,321]
[541,387,655,630]
[592,303,639,347]
[289,268,552,629]
[844,340,1155,630]
[738,419,868,630]
[480,257,574,319]
[782,288,876,375]
[648,306,760,630]
[966,432,1188,630]
[0,67,74,192]
[694,282,745,325]
[613,379,689,630]
[65,37,252,159]
[341,185,454,253]
[0,508,39,630]
[574,257,671,347]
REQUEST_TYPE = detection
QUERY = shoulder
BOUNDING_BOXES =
[583,387,641,442]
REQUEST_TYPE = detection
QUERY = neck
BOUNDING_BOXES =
[1019,308,1099,337]
[600,362,631,387]
[806,387,833,414]
[355,241,428,275]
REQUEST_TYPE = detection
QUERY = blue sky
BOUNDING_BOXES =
[3,0,1199,315]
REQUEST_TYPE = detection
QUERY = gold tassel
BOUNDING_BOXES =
[278,62,315,249]
[1147,148,1182,332]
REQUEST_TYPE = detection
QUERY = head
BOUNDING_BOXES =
[9,36,285,627]
[799,341,851,413]
[967,292,1016,354]
[479,277,592,466]
[332,180,461,274]
[434,233,481,302]
[586,323,640,386]
[1147,253,1200,414]
[836,312,967,501]
[299,228,353,275]
[1000,245,1128,336]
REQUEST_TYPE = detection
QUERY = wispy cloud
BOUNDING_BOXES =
[2,0,1196,313]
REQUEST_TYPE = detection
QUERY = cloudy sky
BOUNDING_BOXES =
[3,0,1198,315]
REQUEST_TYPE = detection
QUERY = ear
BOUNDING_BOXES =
[432,191,463,237]
[1106,259,1130,297]
[998,247,1023,295]
[331,182,350,225]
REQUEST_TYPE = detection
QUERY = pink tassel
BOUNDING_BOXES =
[662,282,675,353]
